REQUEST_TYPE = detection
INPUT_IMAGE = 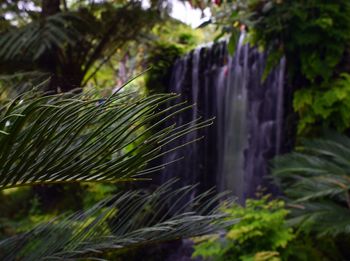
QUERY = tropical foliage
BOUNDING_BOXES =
[192,194,347,261]
[0,0,161,92]
[272,133,350,237]
[0,87,231,259]
[144,19,204,94]
[203,0,350,83]
[0,87,211,188]
[193,195,295,261]
[145,42,184,94]
[4,0,350,260]
[198,0,350,136]
[0,180,229,260]
[245,0,350,82]
[294,73,350,134]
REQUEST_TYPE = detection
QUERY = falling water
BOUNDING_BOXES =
[161,33,289,201]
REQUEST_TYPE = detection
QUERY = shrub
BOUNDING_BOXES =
[192,195,295,261]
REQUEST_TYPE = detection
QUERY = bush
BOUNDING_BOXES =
[145,41,184,94]
[192,195,295,261]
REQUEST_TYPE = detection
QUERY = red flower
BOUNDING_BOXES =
[214,0,221,6]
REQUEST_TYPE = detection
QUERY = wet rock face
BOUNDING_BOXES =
[161,34,293,201]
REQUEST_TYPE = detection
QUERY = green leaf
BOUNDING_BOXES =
[228,32,239,56]
[0,91,212,189]
[0,180,232,260]
[272,133,350,237]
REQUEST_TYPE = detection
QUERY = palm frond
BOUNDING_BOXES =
[0,180,233,261]
[0,71,50,98]
[0,12,86,62]
[272,133,350,236]
[288,200,350,237]
[0,90,212,189]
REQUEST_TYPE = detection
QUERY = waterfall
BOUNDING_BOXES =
[161,34,288,201]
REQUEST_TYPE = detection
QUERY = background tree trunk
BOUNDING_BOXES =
[42,0,60,18]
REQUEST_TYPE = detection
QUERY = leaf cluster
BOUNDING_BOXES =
[144,20,204,94]
[145,42,184,94]
[293,73,350,134]
[272,133,350,237]
[247,0,350,135]
[246,0,350,82]
[0,87,234,260]
[0,1,160,91]
[192,195,295,261]
[0,90,209,188]
[207,0,350,135]
[0,180,229,260]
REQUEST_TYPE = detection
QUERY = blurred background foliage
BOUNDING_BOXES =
[0,0,210,97]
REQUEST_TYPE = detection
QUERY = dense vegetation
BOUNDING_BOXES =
[0,0,222,259]
[200,0,350,136]
[2,0,350,260]
[191,1,350,260]
[193,196,296,260]
[0,86,233,259]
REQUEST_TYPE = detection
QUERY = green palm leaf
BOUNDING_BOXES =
[288,201,350,236]
[0,179,233,260]
[272,133,350,236]
[0,87,231,260]
[0,90,212,189]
